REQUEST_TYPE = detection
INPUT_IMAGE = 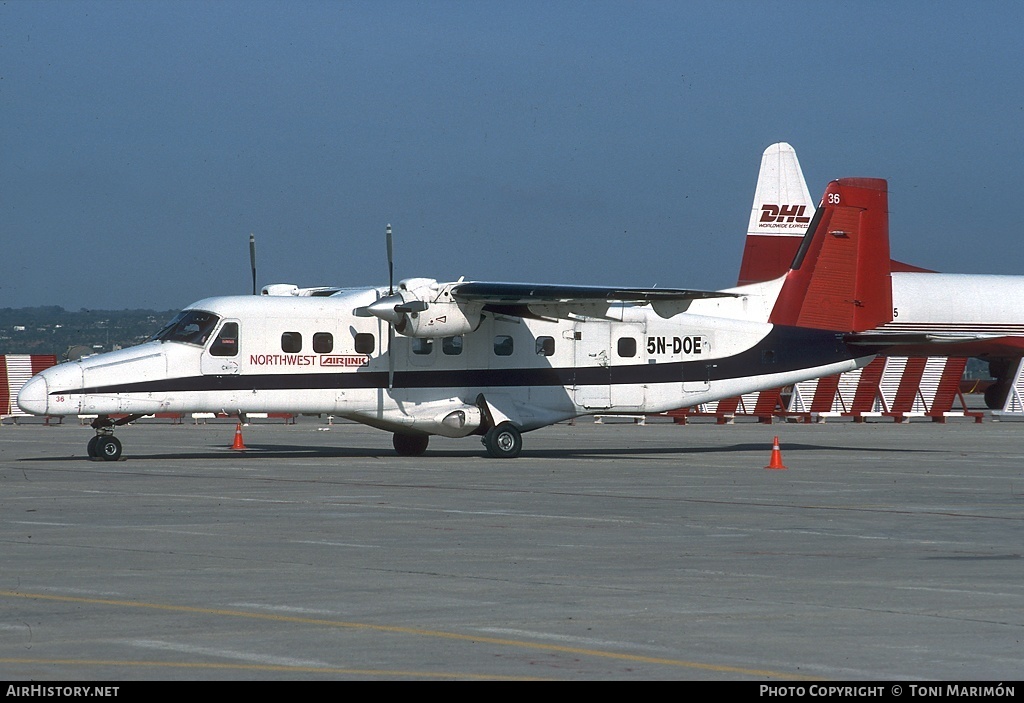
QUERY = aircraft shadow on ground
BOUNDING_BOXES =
[19,442,940,463]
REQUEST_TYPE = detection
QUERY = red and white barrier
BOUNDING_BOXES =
[667,356,980,424]
[1,355,58,420]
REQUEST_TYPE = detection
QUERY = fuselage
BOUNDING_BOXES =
[879,273,1024,357]
[18,286,871,436]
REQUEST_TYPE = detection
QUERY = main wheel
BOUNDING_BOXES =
[484,422,522,459]
[95,436,122,462]
[393,432,429,457]
[87,436,100,458]
[985,380,1011,410]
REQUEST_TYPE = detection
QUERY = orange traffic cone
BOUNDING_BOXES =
[764,435,786,470]
[230,422,248,451]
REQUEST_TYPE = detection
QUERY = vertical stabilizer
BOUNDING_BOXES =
[769,178,892,333]
[737,142,815,285]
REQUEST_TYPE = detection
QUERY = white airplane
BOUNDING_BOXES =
[742,143,1024,409]
[19,178,893,461]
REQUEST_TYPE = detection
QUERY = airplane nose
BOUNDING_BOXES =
[17,374,49,416]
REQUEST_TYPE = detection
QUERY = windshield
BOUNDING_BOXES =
[147,310,222,346]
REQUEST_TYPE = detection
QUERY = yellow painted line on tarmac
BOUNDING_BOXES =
[0,659,530,680]
[0,590,821,680]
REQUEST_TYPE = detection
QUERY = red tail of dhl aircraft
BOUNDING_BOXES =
[741,143,1024,409]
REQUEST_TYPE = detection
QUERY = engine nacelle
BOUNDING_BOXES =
[396,301,482,338]
[359,280,483,337]
[431,405,483,438]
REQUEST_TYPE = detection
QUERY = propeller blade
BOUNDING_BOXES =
[386,224,394,296]
[388,325,395,390]
[383,224,396,389]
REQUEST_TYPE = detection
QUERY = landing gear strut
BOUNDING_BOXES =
[984,358,1016,410]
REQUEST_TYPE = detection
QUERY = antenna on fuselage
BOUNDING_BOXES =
[385,224,396,389]
[249,233,257,295]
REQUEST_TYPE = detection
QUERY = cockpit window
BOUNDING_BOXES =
[148,310,222,347]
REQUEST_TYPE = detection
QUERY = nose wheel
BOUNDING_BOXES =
[87,414,141,461]
[88,435,123,461]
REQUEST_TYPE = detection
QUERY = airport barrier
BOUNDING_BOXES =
[665,356,981,424]
[77,413,186,425]
[191,412,297,425]
[74,409,292,425]
[788,356,981,422]
[0,354,58,424]
[665,388,807,424]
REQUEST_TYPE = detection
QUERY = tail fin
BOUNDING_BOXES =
[737,142,815,286]
[738,142,934,281]
[768,178,892,333]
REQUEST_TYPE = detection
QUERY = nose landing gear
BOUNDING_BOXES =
[87,414,143,461]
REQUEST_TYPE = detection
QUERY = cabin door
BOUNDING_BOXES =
[573,321,611,409]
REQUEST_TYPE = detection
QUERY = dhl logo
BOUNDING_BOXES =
[760,204,811,225]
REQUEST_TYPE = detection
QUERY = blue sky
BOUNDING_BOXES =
[3,0,1022,311]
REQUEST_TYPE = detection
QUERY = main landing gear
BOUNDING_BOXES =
[86,414,143,461]
[482,422,522,459]
[393,432,429,457]
[391,422,524,458]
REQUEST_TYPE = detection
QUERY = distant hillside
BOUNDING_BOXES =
[0,307,178,357]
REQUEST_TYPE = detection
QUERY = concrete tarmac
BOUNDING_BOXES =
[1,416,1022,680]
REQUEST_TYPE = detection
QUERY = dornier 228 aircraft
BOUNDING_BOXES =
[19,178,892,460]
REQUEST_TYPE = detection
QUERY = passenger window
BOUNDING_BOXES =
[442,336,463,355]
[617,337,637,358]
[354,333,375,354]
[412,338,433,355]
[210,322,239,357]
[536,336,555,356]
[281,332,302,353]
[494,335,514,356]
[313,332,333,354]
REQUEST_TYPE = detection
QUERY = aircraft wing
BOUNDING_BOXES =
[450,282,738,320]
